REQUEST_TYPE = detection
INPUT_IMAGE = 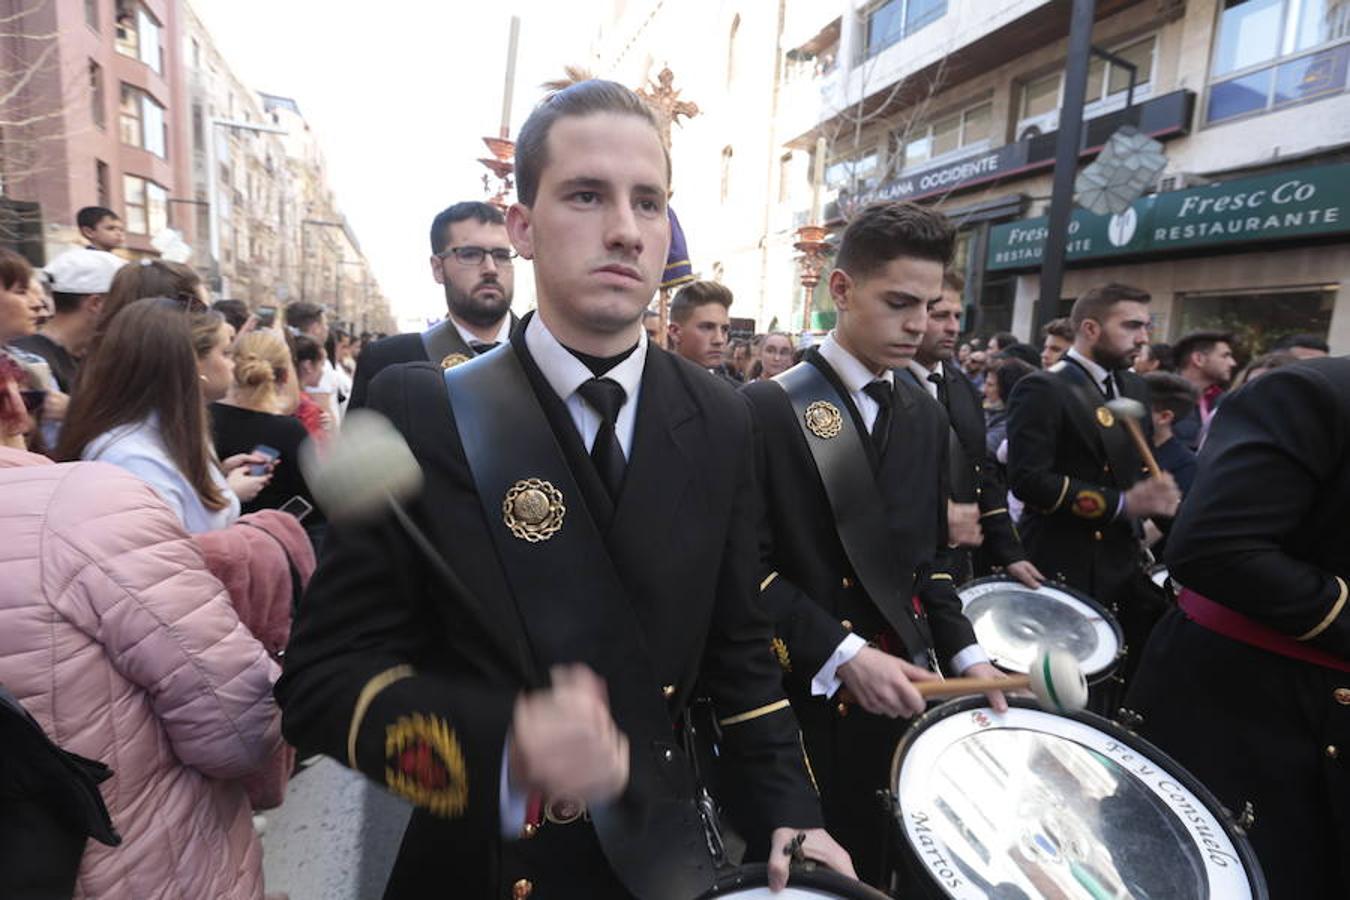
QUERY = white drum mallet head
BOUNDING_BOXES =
[1028,647,1089,714]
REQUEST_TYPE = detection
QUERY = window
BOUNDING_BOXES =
[1176,286,1334,354]
[824,149,880,191]
[119,85,167,157]
[779,152,793,204]
[1018,36,1157,132]
[864,0,947,59]
[896,100,992,169]
[192,103,204,148]
[95,160,109,207]
[720,145,734,202]
[86,0,99,30]
[727,15,740,87]
[89,61,105,129]
[1207,0,1350,123]
[114,2,162,73]
[123,174,167,235]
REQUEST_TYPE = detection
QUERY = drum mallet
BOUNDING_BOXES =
[1105,397,1163,480]
[911,648,1088,714]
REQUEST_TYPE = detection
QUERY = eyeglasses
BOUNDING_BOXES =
[436,246,518,266]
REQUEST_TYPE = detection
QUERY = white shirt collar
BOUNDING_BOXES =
[905,359,941,398]
[817,332,894,394]
[524,311,647,408]
[451,313,512,350]
[1066,346,1111,388]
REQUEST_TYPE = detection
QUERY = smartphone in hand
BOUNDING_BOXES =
[249,444,280,476]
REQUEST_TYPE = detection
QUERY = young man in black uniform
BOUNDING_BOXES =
[903,269,1044,587]
[276,80,850,899]
[1126,357,1350,898]
[348,201,517,409]
[1005,284,1180,684]
[743,202,1006,887]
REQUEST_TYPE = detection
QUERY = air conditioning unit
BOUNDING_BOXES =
[1155,172,1213,193]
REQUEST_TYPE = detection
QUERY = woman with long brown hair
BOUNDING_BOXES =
[56,298,268,533]
[84,259,209,361]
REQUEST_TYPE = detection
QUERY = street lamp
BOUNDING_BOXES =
[205,117,288,296]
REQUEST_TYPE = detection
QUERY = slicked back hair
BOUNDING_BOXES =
[670,280,733,324]
[515,79,670,207]
[1069,282,1151,330]
[429,202,505,255]
[835,202,955,281]
[1041,317,1074,341]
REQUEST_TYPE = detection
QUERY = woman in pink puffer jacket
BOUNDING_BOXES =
[0,447,282,899]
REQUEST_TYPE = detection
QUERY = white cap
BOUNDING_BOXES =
[44,248,126,294]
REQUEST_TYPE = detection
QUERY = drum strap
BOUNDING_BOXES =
[445,346,715,898]
[776,362,934,665]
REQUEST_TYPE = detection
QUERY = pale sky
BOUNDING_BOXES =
[193,0,602,330]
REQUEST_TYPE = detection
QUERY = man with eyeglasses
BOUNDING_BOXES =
[349,201,519,409]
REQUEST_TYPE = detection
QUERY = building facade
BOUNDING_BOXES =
[803,0,1350,353]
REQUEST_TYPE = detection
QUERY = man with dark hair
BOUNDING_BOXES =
[996,343,1042,369]
[1133,340,1172,374]
[1173,330,1237,450]
[1007,283,1180,690]
[1143,371,1199,496]
[1126,357,1350,899]
[1040,317,1073,369]
[1271,331,1330,360]
[13,249,124,392]
[668,279,733,380]
[744,201,1005,885]
[277,78,848,897]
[905,270,1042,588]
[76,207,124,253]
[210,299,249,334]
[349,201,517,409]
[988,331,1018,353]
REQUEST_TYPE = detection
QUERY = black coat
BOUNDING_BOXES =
[276,324,820,899]
[348,314,517,410]
[1006,356,1152,605]
[901,360,1025,574]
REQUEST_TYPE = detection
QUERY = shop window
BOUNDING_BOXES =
[1176,286,1335,355]
[1017,35,1156,136]
[1207,0,1350,124]
[863,0,947,60]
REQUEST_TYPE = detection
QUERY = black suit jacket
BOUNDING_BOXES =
[902,360,1026,572]
[1166,357,1350,659]
[349,314,518,410]
[742,351,977,693]
[1006,356,1152,602]
[276,324,820,898]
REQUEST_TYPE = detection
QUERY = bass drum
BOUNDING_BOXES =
[699,864,889,899]
[888,697,1268,900]
[958,576,1124,684]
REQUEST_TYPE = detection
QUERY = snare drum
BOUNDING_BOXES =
[699,863,889,899]
[888,697,1268,899]
[959,576,1124,685]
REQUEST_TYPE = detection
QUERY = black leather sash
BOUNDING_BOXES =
[1059,360,1140,490]
[775,362,934,665]
[444,346,713,899]
[421,319,466,364]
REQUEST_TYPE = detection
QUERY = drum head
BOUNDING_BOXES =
[959,577,1122,680]
[700,863,888,898]
[1149,564,1170,591]
[890,698,1265,900]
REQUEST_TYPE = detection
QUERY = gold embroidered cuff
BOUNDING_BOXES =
[1297,576,1348,642]
[348,664,415,769]
[760,571,779,591]
[929,573,953,581]
[979,507,1009,519]
[719,698,790,726]
[1047,476,1070,513]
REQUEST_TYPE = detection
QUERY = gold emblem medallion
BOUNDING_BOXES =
[804,401,843,439]
[1096,406,1115,428]
[441,353,471,370]
[503,478,566,542]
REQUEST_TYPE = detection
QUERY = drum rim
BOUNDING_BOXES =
[886,695,1269,900]
[701,862,889,898]
[957,574,1127,678]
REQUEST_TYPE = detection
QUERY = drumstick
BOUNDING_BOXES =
[840,649,1088,714]
[1105,397,1163,480]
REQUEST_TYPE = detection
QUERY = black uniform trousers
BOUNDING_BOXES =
[1126,358,1350,899]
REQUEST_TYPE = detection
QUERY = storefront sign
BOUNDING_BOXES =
[840,142,1030,212]
[986,163,1350,271]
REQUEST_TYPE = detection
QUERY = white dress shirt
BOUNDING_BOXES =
[453,313,513,351]
[906,358,942,401]
[810,334,987,696]
[500,312,648,835]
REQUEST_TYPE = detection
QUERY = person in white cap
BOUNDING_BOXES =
[13,249,125,393]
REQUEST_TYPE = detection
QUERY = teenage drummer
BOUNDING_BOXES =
[1004,284,1180,688]
[743,201,1008,887]
[901,269,1044,588]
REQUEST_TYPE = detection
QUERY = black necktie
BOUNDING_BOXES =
[863,380,893,458]
[1103,374,1116,399]
[469,340,500,355]
[575,377,627,499]
[927,371,949,409]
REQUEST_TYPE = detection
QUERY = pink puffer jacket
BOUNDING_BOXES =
[0,448,282,900]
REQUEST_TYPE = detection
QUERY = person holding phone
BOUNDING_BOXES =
[210,329,324,543]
